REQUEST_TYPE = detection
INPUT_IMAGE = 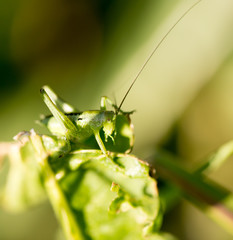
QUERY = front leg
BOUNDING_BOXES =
[100,96,117,111]
[94,130,108,156]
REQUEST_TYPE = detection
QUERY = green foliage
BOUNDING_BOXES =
[1,138,45,212]
[0,87,163,240]
[56,150,160,239]
[1,130,161,239]
[1,85,233,240]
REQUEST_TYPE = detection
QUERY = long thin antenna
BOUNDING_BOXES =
[117,0,202,114]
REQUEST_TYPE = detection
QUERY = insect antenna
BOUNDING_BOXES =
[116,0,202,114]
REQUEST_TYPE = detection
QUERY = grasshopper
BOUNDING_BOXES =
[40,86,134,157]
[39,1,201,158]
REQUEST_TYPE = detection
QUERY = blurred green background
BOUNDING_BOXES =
[1,0,233,239]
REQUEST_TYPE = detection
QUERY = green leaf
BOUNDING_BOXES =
[50,150,160,239]
[0,133,45,212]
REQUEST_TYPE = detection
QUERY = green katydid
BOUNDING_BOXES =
[40,86,134,156]
[39,1,201,158]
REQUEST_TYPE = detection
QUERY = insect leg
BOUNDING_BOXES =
[100,96,116,111]
[40,87,79,140]
[42,85,78,113]
[94,130,107,156]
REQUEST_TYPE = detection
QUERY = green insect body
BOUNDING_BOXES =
[40,86,134,156]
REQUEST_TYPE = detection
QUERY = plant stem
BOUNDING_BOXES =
[194,140,233,174]
[150,149,233,236]
[30,131,85,240]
